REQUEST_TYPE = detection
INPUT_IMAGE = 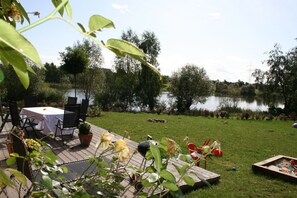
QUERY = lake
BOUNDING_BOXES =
[65,90,283,112]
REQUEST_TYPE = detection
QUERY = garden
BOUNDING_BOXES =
[88,112,297,197]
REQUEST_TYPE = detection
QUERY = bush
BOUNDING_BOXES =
[79,123,91,134]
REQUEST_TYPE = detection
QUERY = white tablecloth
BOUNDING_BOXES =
[20,107,64,135]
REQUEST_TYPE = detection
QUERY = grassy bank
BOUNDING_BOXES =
[88,112,297,198]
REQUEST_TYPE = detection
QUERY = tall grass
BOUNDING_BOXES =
[88,112,297,197]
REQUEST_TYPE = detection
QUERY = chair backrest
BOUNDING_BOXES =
[9,101,21,127]
[10,133,33,181]
[80,99,89,122]
[63,104,80,128]
[67,97,77,105]
[24,95,38,107]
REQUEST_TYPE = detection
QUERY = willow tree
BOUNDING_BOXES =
[137,31,161,111]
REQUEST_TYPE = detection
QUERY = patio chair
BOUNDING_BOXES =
[55,104,80,141]
[67,96,77,105]
[79,99,89,122]
[8,101,39,138]
[10,132,34,181]
[24,95,38,107]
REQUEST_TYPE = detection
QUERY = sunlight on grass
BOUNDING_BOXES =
[88,112,297,197]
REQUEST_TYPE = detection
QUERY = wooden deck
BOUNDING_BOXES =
[0,121,220,197]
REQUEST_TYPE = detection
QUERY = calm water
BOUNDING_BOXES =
[65,90,283,112]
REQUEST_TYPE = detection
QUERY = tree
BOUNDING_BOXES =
[60,47,89,97]
[136,31,161,111]
[74,39,104,101]
[170,64,213,113]
[44,62,65,84]
[264,44,297,113]
[112,29,141,110]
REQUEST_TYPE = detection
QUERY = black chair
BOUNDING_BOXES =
[79,99,89,122]
[8,101,39,138]
[55,104,80,141]
[67,97,77,105]
[24,95,38,107]
[10,132,34,181]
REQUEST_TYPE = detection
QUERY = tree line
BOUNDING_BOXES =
[1,29,296,116]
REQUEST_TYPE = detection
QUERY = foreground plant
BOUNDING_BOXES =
[0,0,159,89]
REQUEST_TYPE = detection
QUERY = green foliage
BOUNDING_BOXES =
[100,29,161,111]
[263,43,297,113]
[170,64,213,113]
[36,84,64,104]
[60,47,89,76]
[44,62,68,84]
[73,39,105,100]
[0,0,159,90]
[88,112,297,197]
[78,122,91,134]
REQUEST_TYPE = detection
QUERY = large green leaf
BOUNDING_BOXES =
[183,175,195,186]
[106,39,146,57]
[162,181,179,191]
[0,168,15,188]
[0,41,30,88]
[129,54,160,75]
[0,19,43,67]
[6,168,27,186]
[160,169,176,183]
[150,142,162,173]
[88,15,115,32]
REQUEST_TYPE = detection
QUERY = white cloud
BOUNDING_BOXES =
[209,12,221,20]
[112,3,129,13]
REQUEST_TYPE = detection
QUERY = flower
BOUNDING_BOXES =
[6,3,21,22]
[167,138,177,155]
[115,139,130,162]
[96,131,114,149]
[24,138,41,152]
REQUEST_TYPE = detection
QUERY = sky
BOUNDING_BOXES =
[19,0,297,83]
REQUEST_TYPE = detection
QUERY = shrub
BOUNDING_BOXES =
[79,123,91,134]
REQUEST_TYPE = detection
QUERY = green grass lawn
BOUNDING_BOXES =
[88,112,297,198]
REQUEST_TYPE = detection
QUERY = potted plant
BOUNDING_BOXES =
[78,123,93,147]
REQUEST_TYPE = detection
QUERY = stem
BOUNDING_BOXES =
[18,0,69,33]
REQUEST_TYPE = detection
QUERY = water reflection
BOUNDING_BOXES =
[158,92,283,112]
[65,90,283,112]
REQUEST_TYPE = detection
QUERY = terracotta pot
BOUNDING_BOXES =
[78,133,93,147]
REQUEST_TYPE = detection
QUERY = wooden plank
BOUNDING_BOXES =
[0,122,220,197]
